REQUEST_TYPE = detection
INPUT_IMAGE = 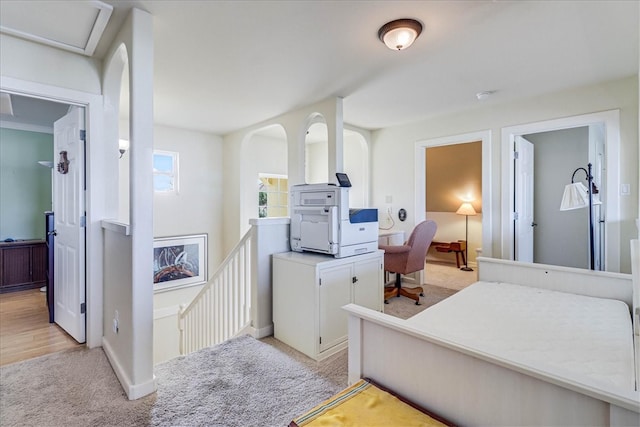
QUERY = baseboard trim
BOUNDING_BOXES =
[102,337,157,400]
[241,324,274,339]
[253,324,274,339]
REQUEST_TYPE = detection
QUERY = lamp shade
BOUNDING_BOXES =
[119,139,130,151]
[456,202,477,216]
[560,182,602,211]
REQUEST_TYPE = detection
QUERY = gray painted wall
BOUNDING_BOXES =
[524,127,590,269]
[0,128,52,241]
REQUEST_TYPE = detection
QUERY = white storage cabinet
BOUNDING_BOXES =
[272,250,383,361]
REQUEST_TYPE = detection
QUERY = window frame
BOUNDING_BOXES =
[153,150,179,194]
[258,173,288,218]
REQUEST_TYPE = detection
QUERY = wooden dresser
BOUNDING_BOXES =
[0,240,47,293]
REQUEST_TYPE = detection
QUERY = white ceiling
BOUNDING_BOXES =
[1,1,638,136]
[0,94,69,132]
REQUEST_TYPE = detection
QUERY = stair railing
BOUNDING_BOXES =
[178,229,252,355]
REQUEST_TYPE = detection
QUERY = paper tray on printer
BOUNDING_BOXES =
[349,208,378,223]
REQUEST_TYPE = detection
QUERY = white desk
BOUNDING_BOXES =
[378,230,405,246]
[378,229,423,286]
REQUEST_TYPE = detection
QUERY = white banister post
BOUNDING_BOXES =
[178,303,186,355]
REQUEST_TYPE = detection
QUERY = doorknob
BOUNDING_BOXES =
[531,222,538,227]
[48,230,57,236]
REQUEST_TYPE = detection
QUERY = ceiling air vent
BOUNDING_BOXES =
[0,0,113,56]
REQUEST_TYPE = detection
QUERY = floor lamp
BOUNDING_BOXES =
[559,163,600,270]
[456,202,477,272]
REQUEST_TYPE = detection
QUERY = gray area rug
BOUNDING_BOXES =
[1,335,346,427]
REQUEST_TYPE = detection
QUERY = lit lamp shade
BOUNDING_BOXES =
[456,202,477,216]
[559,182,602,211]
[119,139,130,151]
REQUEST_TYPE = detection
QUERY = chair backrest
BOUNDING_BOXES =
[404,220,438,274]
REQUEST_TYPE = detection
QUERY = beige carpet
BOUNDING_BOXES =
[0,264,465,426]
[0,335,347,427]
[424,260,478,291]
[382,261,477,319]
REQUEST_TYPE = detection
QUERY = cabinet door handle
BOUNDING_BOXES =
[352,277,358,284]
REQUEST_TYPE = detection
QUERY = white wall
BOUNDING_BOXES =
[242,131,288,233]
[372,76,638,273]
[151,124,224,364]
[0,34,101,94]
[343,132,369,207]
[305,140,328,184]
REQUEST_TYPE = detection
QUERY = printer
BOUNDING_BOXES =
[289,178,378,258]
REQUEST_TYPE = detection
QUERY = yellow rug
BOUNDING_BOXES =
[289,378,452,427]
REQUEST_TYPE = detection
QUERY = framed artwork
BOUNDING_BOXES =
[153,234,207,292]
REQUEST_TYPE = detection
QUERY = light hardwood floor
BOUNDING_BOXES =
[0,288,81,366]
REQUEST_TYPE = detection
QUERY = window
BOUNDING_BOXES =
[258,174,288,218]
[153,151,178,193]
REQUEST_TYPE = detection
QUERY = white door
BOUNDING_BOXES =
[318,264,351,352]
[352,257,382,311]
[53,106,86,343]
[514,136,535,262]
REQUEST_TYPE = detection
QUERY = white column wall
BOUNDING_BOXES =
[101,8,155,399]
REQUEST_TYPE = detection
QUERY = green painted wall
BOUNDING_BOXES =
[0,128,53,240]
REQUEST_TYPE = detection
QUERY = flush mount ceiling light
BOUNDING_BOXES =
[378,18,423,51]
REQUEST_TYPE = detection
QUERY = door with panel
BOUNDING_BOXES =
[52,106,86,343]
[352,257,382,311]
[318,264,352,353]
[514,135,535,263]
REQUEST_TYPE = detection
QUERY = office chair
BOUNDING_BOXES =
[379,220,437,305]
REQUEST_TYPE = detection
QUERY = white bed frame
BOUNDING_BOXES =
[345,247,640,426]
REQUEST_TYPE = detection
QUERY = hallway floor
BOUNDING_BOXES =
[0,288,81,366]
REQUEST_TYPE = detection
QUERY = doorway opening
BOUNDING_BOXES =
[501,110,620,272]
[0,91,86,363]
[516,127,605,270]
[415,130,492,291]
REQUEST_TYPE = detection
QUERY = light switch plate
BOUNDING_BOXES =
[621,183,630,196]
